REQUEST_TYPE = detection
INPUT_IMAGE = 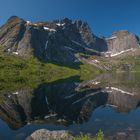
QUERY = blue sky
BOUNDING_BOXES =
[0,0,140,36]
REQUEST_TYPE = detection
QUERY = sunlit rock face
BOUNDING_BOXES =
[104,30,140,57]
[0,16,26,53]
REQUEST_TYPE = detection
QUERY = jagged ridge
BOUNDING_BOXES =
[0,16,139,63]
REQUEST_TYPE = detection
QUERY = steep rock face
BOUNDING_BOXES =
[0,16,107,63]
[0,16,140,61]
[104,30,140,57]
[0,16,26,52]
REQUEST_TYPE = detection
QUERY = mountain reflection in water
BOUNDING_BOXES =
[0,73,140,140]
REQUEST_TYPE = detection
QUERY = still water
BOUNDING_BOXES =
[0,73,140,140]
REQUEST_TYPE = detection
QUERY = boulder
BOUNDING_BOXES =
[26,129,73,140]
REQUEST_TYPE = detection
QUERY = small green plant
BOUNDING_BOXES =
[73,133,91,140]
[73,130,104,140]
[94,130,104,140]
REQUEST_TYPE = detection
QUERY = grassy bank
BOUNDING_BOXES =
[73,130,104,140]
[88,49,140,72]
[1,48,140,92]
[0,53,102,91]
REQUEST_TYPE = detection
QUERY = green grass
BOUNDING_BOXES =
[1,47,140,93]
[0,52,102,92]
[79,63,103,81]
[73,130,104,140]
[89,50,140,72]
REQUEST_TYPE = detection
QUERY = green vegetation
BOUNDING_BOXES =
[105,54,140,72]
[89,49,140,72]
[0,52,101,92]
[1,46,140,92]
[73,130,104,140]
[80,63,103,81]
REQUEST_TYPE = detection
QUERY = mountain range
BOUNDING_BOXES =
[0,16,140,63]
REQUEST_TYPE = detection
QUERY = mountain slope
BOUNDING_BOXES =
[0,16,107,63]
[0,16,140,64]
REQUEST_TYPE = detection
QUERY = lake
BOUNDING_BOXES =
[0,73,140,140]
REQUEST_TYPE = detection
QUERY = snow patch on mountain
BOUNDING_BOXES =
[45,41,48,50]
[72,40,82,46]
[26,21,31,24]
[104,48,135,57]
[106,36,117,40]
[43,27,56,32]
[64,46,76,52]
[56,23,65,27]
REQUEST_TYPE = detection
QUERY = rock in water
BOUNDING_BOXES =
[26,129,73,140]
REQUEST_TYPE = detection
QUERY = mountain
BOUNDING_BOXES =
[0,16,139,63]
[103,30,140,57]
[0,16,106,63]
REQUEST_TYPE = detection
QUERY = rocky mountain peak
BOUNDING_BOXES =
[60,17,72,24]
[6,16,25,25]
[112,30,130,38]
[104,30,139,57]
[0,16,140,63]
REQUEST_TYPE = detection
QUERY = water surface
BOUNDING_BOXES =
[0,73,140,140]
